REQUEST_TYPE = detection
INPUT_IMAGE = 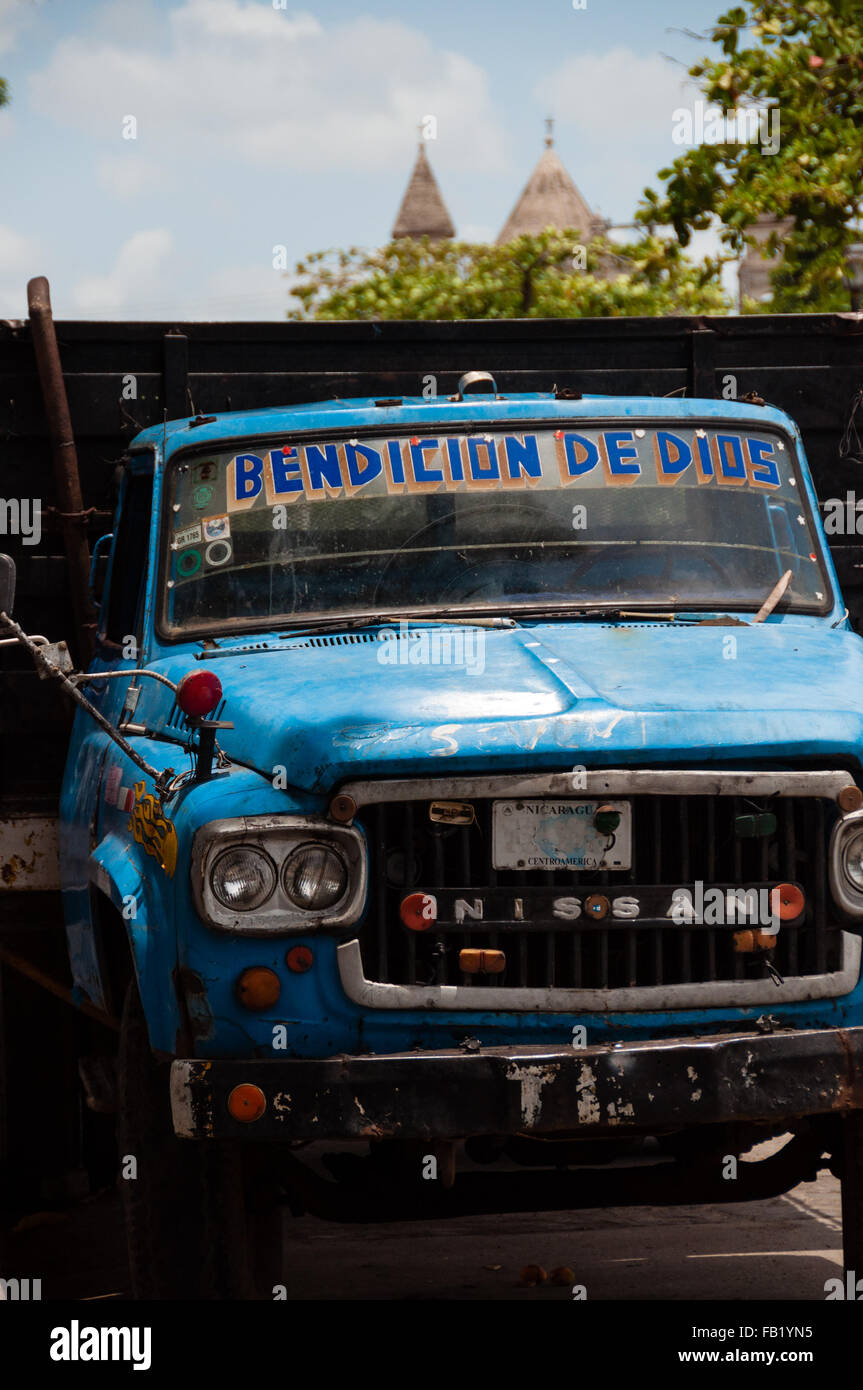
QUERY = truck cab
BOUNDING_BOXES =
[47,382,863,1295]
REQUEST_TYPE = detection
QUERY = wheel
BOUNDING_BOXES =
[840,1109,863,1279]
[117,978,282,1299]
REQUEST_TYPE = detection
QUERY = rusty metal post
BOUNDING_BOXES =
[26,276,97,665]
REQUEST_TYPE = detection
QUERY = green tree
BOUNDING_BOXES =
[638,0,863,311]
[288,229,729,320]
[0,77,8,107]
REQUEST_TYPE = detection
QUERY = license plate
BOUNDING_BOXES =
[492,799,632,871]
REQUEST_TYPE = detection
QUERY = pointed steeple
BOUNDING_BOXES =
[392,140,455,242]
[497,120,599,244]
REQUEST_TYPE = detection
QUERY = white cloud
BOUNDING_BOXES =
[0,0,34,56]
[0,224,42,318]
[543,48,699,145]
[70,228,173,315]
[97,154,164,199]
[0,223,35,272]
[28,1,506,175]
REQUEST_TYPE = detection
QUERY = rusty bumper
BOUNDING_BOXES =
[169,1026,863,1142]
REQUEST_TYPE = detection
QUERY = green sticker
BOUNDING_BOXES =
[193,484,214,509]
[177,548,202,577]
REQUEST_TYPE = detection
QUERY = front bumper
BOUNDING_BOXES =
[170,1025,863,1141]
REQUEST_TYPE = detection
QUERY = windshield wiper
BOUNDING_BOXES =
[752,569,793,624]
[276,611,521,639]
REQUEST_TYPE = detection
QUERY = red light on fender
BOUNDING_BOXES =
[176,669,222,718]
[771,882,805,921]
[400,892,437,931]
[286,945,314,973]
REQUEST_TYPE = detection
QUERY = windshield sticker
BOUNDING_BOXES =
[202,514,230,541]
[223,430,783,511]
[173,523,202,548]
[193,484,214,509]
[176,549,202,577]
[205,539,232,567]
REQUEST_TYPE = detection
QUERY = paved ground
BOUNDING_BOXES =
[0,1136,845,1301]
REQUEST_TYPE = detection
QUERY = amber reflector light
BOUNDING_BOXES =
[459,949,506,975]
[228,1084,267,1123]
[235,966,281,1010]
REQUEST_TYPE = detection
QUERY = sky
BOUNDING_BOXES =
[0,0,736,320]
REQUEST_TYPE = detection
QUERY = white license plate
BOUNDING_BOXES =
[492,799,632,871]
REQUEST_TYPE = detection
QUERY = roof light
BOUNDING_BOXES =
[176,669,222,718]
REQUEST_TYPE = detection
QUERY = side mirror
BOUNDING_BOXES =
[0,554,16,618]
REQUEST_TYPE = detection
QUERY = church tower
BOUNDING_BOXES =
[497,120,607,243]
[391,140,456,242]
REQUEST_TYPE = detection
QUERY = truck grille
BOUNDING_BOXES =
[355,793,843,990]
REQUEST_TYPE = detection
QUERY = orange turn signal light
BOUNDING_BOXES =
[770,882,805,921]
[459,949,506,975]
[227,1083,267,1123]
[235,966,281,1011]
[733,929,778,953]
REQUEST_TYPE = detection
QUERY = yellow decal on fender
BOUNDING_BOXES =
[128,781,178,878]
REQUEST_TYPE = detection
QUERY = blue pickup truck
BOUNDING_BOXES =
[4,369,863,1299]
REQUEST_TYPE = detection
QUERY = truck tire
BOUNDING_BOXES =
[841,1109,863,1280]
[117,979,280,1299]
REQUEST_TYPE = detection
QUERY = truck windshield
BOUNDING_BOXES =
[160,423,830,636]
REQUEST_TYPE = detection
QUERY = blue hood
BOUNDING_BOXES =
[155,621,863,794]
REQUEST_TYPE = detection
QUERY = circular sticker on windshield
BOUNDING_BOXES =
[205,539,232,567]
[177,548,202,577]
[193,484,214,509]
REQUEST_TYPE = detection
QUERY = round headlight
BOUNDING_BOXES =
[844,828,863,892]
[212,847,277,911]
[283,843,347,911]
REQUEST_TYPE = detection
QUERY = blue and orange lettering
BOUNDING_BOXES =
[745,436,781,489]
[601,431,640,482]
[386,439,406,486]
[654,431,692,484]
[716,434,747,484]
[503,434,542,480]
[467,437,499,482]
[345,442,383,489]
[408,439,443,485]
[560,433,599,479]
[269,447,303,496]
[444,438,465,482]
[694,434,715,482]
[232,453,263,502]
[304,443,343,493]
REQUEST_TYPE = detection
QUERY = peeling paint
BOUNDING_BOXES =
[506,1061,557,1127]
[576,1063,600,1125]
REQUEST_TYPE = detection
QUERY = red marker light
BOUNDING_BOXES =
[400,892,437,931]
[771,882,805,921]
[176,669,222,718]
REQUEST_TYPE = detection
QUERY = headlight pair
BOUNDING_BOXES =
[193,817,366,934]
[212,842,347,913]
